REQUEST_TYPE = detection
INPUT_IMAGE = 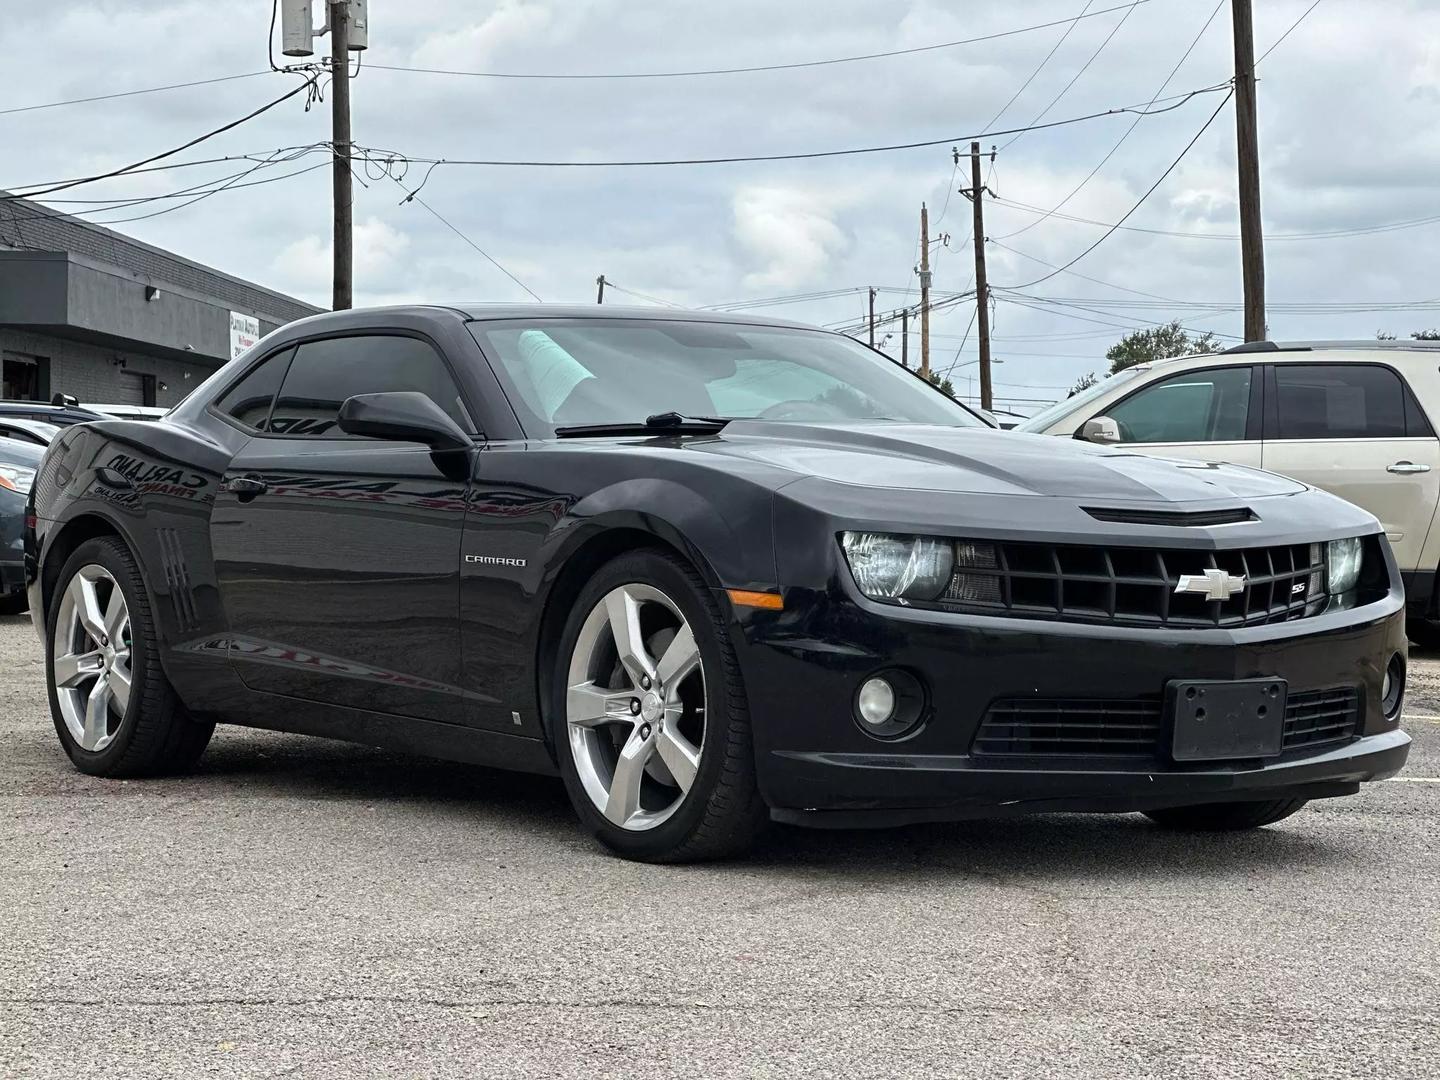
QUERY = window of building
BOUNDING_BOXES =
[2,351,47,401]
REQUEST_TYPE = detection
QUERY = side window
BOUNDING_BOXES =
[269,335,472,439]
[1273,364,1404,439]
[213,347,294,431]
[1103,366,1252,443]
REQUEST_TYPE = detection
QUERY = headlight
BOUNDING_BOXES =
[1326,537,1363,595]
[0,464,35,495]
[841,531,954,601]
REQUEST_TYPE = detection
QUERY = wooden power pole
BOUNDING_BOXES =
[329,0,352,310]
[918,204,931,378]
[596,274,607,303]
[1231,0,1266,341]
[968,142,993,411]
[900,308,909,368]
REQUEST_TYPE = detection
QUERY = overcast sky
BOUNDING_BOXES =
[3,0,1439,412]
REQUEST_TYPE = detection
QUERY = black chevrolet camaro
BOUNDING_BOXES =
[24,305,1410,860]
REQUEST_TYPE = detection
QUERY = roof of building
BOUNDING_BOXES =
[0,194,321,326]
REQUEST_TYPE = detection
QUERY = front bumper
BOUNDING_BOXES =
[734,580,1411,826]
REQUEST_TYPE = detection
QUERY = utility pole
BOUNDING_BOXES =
[966,142,994,411]
[900,308,909,368]
[329,0,353,310]
[867,287,877,348]
[596,274,607,303]
[1231,0,1266,341]
[918,204,931,378]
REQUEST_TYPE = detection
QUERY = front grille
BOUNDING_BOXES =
[974,685,1362,759]
[1283,687,1360,750]
[942,540,1326,628]
[974,698,1164,757]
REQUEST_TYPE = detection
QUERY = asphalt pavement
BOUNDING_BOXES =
[1,611,1437,1079]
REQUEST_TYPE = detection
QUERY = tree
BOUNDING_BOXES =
[924,370,957,398]
[1069,372,1098,396]
[1105,320,1221,374]
[1376,329,1438,340]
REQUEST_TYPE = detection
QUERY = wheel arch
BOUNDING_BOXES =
[39,512,132,621]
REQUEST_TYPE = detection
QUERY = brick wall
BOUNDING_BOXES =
[1,328,218,409]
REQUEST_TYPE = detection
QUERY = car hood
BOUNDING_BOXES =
[703,422,1304,503]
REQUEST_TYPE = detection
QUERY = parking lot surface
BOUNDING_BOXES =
[1,611,1437,1079]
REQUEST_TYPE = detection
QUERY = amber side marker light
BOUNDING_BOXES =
[727,589,784,610]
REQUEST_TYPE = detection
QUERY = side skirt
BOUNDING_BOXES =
[209,690,561,777]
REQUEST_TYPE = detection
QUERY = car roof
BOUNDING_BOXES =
[278,302,820,333]
[0,416,58,433]
[0,435,44,465]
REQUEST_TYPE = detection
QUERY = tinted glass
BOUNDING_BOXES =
[1104,366,1252,443]
[468,319,984,431]
[213,347,293,431]
[270,335,471,439]
[1274,364,1405,439]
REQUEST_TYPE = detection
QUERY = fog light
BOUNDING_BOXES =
[852,669,927,740]
[1382,654,1405,720]
[857,677,897,727]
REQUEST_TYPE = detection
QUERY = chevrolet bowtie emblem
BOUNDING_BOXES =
[1175,568,1247,600]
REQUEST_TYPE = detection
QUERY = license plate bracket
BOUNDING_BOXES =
[1168,678,1287,761]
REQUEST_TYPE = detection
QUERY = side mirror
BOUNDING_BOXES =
[337,392,472,452]
[1080,416,1121,444]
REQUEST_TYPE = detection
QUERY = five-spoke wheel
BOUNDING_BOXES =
[52,564,133,753]
[566,583,706,831]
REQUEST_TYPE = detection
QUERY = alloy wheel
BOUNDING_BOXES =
[52,565,133,753]
[566,583,706,831]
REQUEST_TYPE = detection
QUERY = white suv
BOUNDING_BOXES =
[1018,341,1440,642]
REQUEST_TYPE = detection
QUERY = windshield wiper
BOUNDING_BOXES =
[554,412,732,438]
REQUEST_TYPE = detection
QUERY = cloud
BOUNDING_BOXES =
[270,218,410,302]
[731,184,850,290]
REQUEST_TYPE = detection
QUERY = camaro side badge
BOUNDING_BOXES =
[1174,568,1247,601]
[466,555,527,567]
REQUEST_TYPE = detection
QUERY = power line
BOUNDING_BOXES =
[996,86,1235,291]
[390,176,541,302]
[365,83,1230,171]
[602,282,687,308]
[0,72,273,118]
[988,238,1188,302]
[1,77,319,201]
[996,0,1226,242]
[1258,0,1326,63]
[984,1,1098,139]
[366,3,1153,82]
[999,0,1139,152]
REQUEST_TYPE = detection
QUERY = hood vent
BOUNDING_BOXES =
[1083,506,1255,528]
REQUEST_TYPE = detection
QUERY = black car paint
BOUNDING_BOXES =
[24,305,1410,824]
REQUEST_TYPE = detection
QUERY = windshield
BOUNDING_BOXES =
[1015,367,1145,432]
[468,318,986,434]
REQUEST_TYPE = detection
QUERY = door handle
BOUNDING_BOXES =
[1387,461,1431,474]
[223,475,269,501]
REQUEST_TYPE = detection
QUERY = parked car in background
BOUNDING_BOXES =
[24,307,1409,861]
[0,396,108,427]
[90,404,170,422]
[1018,341,1440,644]
[0,417,60,446]
[0,436,41,615]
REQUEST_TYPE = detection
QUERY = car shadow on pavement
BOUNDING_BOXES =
[174,728,1358,880]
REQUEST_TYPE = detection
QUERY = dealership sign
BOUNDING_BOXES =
[229,312,260,360]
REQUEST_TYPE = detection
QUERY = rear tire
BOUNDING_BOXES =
[1144,798,1308,831]
[46,536,214,777]
[550,548,768,862]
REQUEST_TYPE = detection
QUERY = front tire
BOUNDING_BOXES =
[550,549,767,862]
[46,536,214,777]
[1144,798,1308,831]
